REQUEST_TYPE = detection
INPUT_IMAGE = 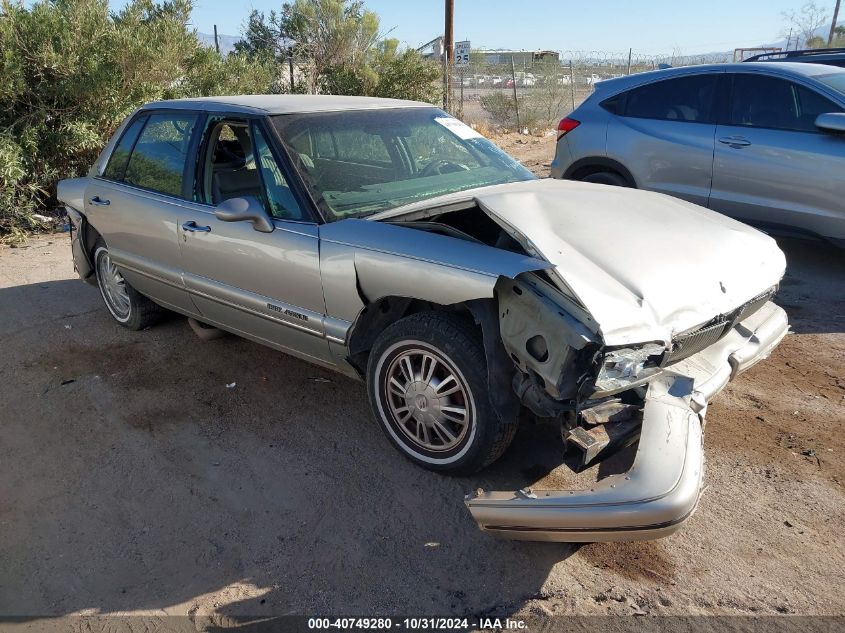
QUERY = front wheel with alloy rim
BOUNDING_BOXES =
[367,312,518,475]
[93,239,164,330]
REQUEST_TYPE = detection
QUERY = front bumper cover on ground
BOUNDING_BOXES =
[465,301,789,542]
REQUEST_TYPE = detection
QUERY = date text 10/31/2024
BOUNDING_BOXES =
[307,618,528,631]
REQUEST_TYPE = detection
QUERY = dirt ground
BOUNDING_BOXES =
[1,137,843,625]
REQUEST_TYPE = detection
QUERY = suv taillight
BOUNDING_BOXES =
[557,117,580,140]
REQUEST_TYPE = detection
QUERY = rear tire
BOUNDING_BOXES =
[581,171,629,187]
[367,312,518,475]
[93,239,164,331]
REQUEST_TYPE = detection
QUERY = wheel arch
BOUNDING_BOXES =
[346,295,478,374]
[563,157,637,188]
[346,294,521,425]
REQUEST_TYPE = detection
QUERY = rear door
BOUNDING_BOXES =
[710,72,845,238]
[177,116,335,367]
[83,111,200,313]
[606,72,721,206]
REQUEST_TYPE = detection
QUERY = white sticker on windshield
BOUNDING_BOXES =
[434,116,483,140]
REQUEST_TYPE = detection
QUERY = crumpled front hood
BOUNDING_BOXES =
[472,179,786,346]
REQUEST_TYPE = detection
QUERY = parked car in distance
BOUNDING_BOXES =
[58,95,788,542]
[551,62,845,245]
[743,47,845,68]
[515,72,536,87]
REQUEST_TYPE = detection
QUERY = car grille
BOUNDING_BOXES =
[664,286,777,365]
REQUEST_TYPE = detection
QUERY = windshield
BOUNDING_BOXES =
[271,107,534,220]
[816,71,845,96]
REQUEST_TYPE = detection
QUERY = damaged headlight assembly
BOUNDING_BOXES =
[591,343,666,396]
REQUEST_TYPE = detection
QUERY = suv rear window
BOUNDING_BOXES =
[622,74,718,123]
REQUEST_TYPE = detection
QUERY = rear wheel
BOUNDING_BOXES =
[93,240,164,330]
[367,312,518,475]
[581,171,629,187]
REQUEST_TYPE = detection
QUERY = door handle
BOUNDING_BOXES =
[718,136,751,147]
[89,196,110,206]
[181,221,211,233]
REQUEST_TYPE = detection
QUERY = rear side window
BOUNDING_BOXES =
[623,75,718,123]
[102,117,146,181]
[123,113,199,197]
[729,74,843,132]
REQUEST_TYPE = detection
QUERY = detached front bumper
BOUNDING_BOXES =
[465,301,789,542]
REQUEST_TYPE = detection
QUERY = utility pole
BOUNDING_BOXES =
[213,24,220,54]
[829,0,842,46]
[444,0,454,111]
[510,55,520,131]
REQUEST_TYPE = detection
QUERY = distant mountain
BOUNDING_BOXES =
[197,31,242,56]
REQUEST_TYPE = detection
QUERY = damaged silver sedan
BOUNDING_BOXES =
[57,95,788,542]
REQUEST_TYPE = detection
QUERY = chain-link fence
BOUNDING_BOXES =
[447,49,732,131]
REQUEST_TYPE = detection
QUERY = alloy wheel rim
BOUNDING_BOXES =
[385,348,471,452]
[97,251,131,319]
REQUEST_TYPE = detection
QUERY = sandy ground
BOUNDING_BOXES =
[0,138,843,625]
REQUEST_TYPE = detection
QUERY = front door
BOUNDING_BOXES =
[178,117,334,367]
[710,72,845,239]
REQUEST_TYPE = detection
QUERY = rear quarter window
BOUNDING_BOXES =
[102,117,146,181]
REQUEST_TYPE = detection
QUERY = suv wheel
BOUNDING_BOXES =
[582,171,629,187]
[93,240,164,330]
[367,312,518,475]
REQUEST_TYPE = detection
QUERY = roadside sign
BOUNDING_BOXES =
[454,41,470,67]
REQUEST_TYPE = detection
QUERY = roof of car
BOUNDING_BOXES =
[593,61,845,93]
[140,94,434,115]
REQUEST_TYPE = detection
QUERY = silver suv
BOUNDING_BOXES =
[551,62,845,245]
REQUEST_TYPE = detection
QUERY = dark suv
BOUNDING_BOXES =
[743,47,845,68]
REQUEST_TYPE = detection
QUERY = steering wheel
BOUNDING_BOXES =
[419,159,470,177]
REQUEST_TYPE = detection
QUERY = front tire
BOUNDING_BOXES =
[367,312,517,475]
[93,240,163,331]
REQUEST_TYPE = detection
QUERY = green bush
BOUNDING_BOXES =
[0,0,276,244]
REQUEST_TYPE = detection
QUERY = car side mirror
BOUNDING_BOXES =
[214,196,274,233]
[814,112,845,134]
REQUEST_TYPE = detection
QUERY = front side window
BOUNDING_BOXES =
[123,113,198,197]
[272,107,535,220]
[623,74,718,123]
[729,74,843,132]
[252,125,304,221]
[198,118,304,221]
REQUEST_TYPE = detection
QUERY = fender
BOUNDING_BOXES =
[318,218,552,326]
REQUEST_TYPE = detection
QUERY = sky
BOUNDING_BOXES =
[105,0,828,56]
